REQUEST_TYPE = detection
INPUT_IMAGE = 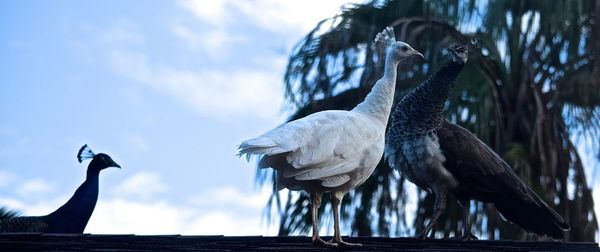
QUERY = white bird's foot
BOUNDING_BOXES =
[313,237,338,248]
[326,237,362,247]
[337,240,362,247]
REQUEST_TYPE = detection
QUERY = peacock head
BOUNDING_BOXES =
[372,26,424,62]
[77,144,121,172]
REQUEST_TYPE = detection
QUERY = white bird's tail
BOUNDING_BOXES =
[238,136,287,162]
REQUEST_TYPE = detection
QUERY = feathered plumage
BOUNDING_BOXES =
[386,44,569,239]
[385,44,468,239]
[240,27,422,247]
[0,145,120,233]
[437,120,570,238]
[77,144,95,163]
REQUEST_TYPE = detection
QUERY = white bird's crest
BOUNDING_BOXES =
[371,26,397,51]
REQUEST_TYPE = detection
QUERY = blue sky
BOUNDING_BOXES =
[0,0,362,234]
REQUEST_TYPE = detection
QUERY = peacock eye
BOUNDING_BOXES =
[401,46,408,51]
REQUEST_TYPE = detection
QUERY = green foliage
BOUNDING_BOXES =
[257,0,600,241]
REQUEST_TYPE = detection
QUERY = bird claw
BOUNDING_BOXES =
[319,237,362,247]
[337,240,363,247]
[461,233,479,241]
[313,237,338,248]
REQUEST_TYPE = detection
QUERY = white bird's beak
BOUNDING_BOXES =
[413,50,424,59]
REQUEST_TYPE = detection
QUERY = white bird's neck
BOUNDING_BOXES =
[353,53,399,126]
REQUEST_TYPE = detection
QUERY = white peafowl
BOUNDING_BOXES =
[239,27,422,247]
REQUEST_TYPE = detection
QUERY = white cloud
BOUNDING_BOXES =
[103,1,364,122]
[98,22,145,47]
[183,185,285,235]
[86,185,279,235]
[178,0,230,27]
[0,197,26,211]
[237,0,352,33]
[179,0,361,33]
[185,210,274,235]
[85,197,278,235]
[0,195,69,216]
[171,24,201,49]
[174,0,362,58]
[171,23,246,57]
[0,170,15,188]
[18,178,56,197]
[112,172,168,200]
[3,181,280,235]
[188,184,270,209]
[108,49,285,121]
[86,198,190,234]
[123,134,151,153]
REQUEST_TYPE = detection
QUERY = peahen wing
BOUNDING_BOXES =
[437,120,569,238]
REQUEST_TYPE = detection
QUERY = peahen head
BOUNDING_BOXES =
[446,39,476,64]
[77,144,121,173]
[373,26,424,62]
[446,44,468,64]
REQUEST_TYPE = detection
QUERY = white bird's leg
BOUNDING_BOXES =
[331,191,362,247]
[459,199,478,240]
[419,189,447,239]
[310,192,337,247]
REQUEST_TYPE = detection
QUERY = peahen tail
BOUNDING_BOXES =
[494,188,570,239]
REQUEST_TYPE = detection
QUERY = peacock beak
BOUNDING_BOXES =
[111,162,121,169]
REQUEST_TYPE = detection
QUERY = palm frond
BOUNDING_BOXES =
[0,206,21,220]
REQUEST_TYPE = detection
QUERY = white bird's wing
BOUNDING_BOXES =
[240,110,382,186]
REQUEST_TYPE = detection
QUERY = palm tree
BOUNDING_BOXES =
[256,0,600,241]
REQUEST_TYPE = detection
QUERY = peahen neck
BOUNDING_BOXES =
[391,61,464,137]
[353,52,400,126]
[47,169,100,233]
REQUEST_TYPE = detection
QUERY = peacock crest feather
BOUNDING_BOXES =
[77,144,95,163]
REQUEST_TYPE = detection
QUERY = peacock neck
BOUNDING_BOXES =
[48,170,99,233]
[353,54,400,126]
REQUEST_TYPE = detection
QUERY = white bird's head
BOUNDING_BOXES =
[372,26,424,62]
[388,41,424,61]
